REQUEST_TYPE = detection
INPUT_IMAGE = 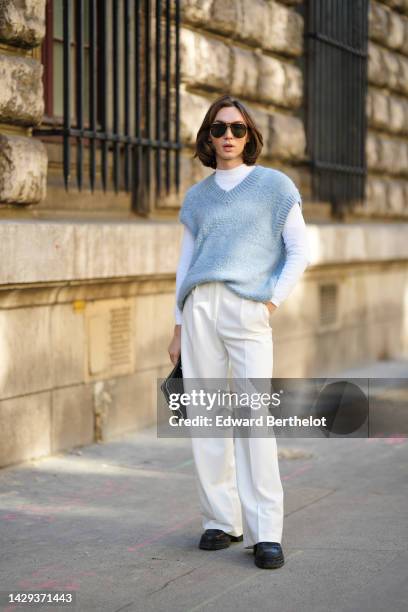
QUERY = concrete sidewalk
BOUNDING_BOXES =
[0,360,407,612]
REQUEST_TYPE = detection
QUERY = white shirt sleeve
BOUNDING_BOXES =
[174,225,195,324]
[269,202,311,307]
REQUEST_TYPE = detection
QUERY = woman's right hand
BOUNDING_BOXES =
[168,324,182,365]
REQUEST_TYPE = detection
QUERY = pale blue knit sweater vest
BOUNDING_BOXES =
[177,164,302,313]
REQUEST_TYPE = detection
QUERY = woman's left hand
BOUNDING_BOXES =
[263,301,278,314]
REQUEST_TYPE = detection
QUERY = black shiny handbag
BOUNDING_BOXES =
[160,355,186,420]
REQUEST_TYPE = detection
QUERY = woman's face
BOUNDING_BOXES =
[208,107,250,168]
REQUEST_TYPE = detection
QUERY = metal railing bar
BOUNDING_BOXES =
[89,0,97,192]
[63,0,71,191]
[75,0,84,190]
[123,0,131,191]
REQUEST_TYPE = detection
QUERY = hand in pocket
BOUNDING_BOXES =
[262,301,278,314]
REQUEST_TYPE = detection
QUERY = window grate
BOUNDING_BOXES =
[33,0,182,214]
[305,0,369,218]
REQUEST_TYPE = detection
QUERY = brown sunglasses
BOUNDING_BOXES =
[209,121,248,139]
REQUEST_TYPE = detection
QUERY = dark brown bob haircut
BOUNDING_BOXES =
[193,94,263,169]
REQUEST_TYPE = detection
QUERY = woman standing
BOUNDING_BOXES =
[168,94,310,569]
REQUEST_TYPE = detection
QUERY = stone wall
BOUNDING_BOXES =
[364,0,408,217]
[179,0,408,219]
[0,0,47,205]
[178,0,308,198]
[0,275,176,468]
[1,0,408,470]
[3,0,407,218]
[1,218,407,468]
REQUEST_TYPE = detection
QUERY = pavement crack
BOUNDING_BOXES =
[285,488,336,517]
[113,601,136,612]
[148,567,198,596]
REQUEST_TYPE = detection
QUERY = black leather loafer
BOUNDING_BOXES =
[199,529,243,550]
[253,542,285,569]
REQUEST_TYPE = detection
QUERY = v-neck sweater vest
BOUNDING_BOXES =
[176,164,302,313]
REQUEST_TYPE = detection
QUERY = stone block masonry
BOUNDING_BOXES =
[0,0,47,206]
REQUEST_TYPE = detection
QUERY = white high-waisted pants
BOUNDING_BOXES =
[180,280,284,548]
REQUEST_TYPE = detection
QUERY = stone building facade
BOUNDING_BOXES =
[0,0,407,468]
[366,0,408,216]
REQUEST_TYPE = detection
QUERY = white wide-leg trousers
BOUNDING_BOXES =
[180,281,284,548]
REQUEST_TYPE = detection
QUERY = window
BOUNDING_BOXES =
[305,0,369,218]
[42,0,96,123]
[34,0,182,213]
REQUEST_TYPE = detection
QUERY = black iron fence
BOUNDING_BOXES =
[33,0,181,214]
[305,0,369,218]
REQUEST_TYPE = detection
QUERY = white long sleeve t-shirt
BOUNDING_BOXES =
[174,163,311,324]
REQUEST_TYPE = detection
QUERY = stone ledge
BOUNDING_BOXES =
[1,219,408,285]
[307,222,408,265]
[0,218,184,284]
